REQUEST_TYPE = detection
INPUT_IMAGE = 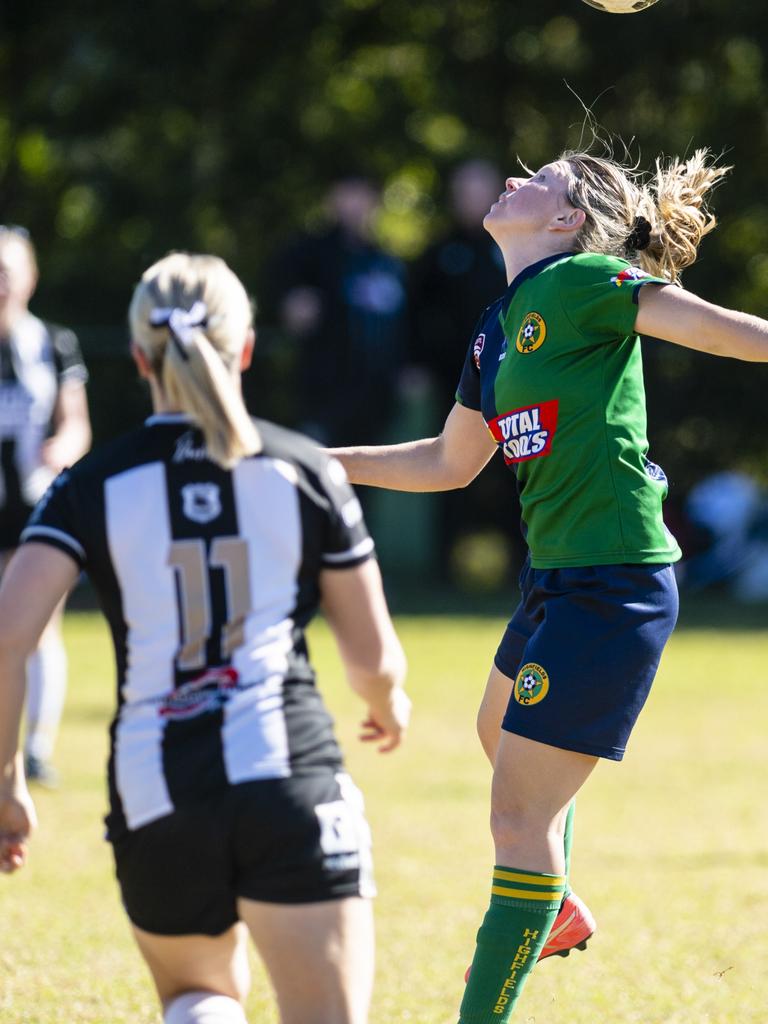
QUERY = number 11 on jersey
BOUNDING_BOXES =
[168,537,251,670]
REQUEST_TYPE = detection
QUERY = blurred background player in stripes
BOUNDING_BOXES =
[0,225,91,787]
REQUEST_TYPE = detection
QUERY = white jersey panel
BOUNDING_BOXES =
[105,463,178,702]
[222,675,291,783]
[229,458,302,683]
[114,703,173,829]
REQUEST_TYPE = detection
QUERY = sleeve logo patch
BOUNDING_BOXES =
[487,399,559,464]
[515,312,546,354]
[473,333,486,369]
[611,267,648,287]
[514,663,550,706]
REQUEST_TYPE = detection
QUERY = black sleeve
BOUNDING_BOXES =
[316,456,375,569]
[454,315,485,411]
[49,323,89,386]
[19,469,87,569]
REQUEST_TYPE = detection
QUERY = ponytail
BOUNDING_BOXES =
[162,321,260,469]
[639,150,730,282]
[129,253,261,469]
[563,148,730,283]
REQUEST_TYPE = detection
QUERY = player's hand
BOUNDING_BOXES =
[359,687,411,753]
[0,790,37,874]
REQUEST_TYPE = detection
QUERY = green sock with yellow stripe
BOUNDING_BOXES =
[458,867,565,1023]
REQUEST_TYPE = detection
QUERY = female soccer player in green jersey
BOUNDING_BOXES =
[331,147,768,1022]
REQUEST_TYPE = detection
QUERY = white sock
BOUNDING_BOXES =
[163,991,248,1024]
[25,635,68,763]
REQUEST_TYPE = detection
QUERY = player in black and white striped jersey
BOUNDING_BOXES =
[0,252,409,1024]
[0,226,91,786]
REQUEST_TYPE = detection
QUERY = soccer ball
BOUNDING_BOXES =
[580,0,661,12]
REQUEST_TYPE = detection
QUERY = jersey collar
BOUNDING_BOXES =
[503,252,573,305]
[145,412,193,426]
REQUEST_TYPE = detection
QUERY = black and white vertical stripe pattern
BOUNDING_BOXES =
[21,415,373,831]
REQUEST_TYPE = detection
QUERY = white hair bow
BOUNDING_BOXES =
[149,301,208,360]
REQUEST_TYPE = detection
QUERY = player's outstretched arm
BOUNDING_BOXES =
[0,544,79,872]
[320,558,409,753]
[637,283,768,361]
[330,401,497,493]
[42,381,92,474]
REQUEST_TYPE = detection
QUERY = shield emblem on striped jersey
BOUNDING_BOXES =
[181,483,221,524]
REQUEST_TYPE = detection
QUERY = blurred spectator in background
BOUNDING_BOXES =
[411,159,507,409]
[272,176,408,447]
[409,161,521,584]
[0,226,91,786]
[679,470,768,602]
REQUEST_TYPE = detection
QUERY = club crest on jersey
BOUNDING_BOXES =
[487,400,558,464]
[473,333,485,369]
[514,663,550,706]
[181,482,222,523]
[611,267,648,287]
[515,312,546,354]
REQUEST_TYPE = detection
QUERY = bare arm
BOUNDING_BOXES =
[0,544,79,872]
[320,559,409,753]
[331,401,497,491]
[636,284,768,361]
[42,381,92,473]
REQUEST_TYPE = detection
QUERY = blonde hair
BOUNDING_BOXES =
[562,149,730,283]
[129,252,261,468]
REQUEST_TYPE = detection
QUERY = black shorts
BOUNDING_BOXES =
[495,561,679,761]
[0,504,33,552]
[110,770,375,936]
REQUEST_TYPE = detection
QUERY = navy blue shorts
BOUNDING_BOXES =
[495,561,679,761]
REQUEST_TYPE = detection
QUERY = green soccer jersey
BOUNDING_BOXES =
[455,251,682,569]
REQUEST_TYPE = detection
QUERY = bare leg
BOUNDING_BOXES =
[459,734,600,1021]
[131,922,251,1009]
[491,731,598,871]
[479,667,579,884]
[239,896,374,1024]
[476,663,515,765]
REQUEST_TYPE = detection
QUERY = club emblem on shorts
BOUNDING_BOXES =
[181,482,222,523]
[473,333,486,369]
[514,663,550,706]
[515,313,546,354]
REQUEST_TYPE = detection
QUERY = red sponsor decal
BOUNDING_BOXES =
[159,666,240,720]
[611,267,647,287]
[487,400,559,464]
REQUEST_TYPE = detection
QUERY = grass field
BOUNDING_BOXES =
[1,610,767,1023]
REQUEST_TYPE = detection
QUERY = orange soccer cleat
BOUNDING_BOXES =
[463,892,596,983]
[538,892,596,960]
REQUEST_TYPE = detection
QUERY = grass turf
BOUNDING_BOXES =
[1,612,766,1023]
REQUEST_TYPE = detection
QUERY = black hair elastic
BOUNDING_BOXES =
[624,216,652,253]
